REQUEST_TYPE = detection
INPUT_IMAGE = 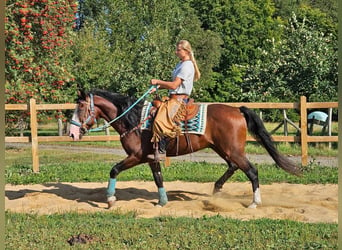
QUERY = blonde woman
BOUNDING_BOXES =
[149,40,201,160]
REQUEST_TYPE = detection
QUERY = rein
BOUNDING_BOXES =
[72,85,157,133]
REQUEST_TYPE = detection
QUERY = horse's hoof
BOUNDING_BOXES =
[156,200,167,207]
[248,202,259,209]
[213,188,221,195]
[107,196,117,209]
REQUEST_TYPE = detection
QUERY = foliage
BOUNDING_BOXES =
[64,23,115,91]
[240,13,337,103]
[5,0,78,103]
[6,212,338,249]
[186,0,283,101]
[5,0,338,108]
[66,0,222,99]
[273,0,337,25]
[5,0,78,128]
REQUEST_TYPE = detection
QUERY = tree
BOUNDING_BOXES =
[241,13,337,103]
[5,0,78,128]
[5,0,78,104]
[185,0,283,101]
[67,0,222,100]
[273,0,337,25]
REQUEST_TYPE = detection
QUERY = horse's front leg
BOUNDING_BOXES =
[107,156,140,208]
[149,161,168,206]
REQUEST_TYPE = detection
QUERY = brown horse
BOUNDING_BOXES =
[69,89,301,209]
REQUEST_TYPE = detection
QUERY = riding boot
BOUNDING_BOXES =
[158,137,167,154]
[147,138,167,162]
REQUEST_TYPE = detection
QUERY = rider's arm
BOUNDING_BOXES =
[150,77,182,90]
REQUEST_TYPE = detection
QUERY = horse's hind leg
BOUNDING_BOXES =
[243,160,261,208]
[213,161,238,194]
[231,155,261,208]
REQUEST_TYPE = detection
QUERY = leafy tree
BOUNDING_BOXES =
[273,0,337,25]
[273,0,304,18]
[241,13,337,103]
[5,0,78,104]
[185,0,283,101]
[293,4,337,36]
[67,0,222,101]
[5,0,78,128]
[64,23,115,92]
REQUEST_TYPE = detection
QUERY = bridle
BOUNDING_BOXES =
[70,93,97,133]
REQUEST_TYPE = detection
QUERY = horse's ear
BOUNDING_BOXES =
[77,89,87,100]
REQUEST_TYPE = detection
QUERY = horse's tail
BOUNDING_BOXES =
[239,106,301,176]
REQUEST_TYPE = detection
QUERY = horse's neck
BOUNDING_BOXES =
[103,111,128,136]
[94,96,127,135]
[94,94,143,136]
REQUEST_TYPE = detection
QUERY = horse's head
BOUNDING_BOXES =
[69,90,98,141]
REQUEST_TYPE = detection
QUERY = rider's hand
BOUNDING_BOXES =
[150,79,160,92]
[150,79,159,85]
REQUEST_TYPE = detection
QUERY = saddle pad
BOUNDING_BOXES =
[140,101,208,135]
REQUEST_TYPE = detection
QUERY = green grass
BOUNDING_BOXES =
[5,212,337,249]
[5,147,337,185]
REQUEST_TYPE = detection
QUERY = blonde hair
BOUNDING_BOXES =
[177,40,201,81]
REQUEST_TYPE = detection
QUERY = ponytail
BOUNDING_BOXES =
[177,40,201,81]
[190,51,201,81]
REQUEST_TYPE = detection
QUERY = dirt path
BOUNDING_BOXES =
[5,181,337,223]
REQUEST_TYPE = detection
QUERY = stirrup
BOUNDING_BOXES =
[154,141,166,161]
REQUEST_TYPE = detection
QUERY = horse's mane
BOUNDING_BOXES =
[90,89,144,131]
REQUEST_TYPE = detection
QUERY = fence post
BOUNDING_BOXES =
[300,96,308,166]
[30,98,39,172]
[328,108,332,148]
[58,118,63,136]
[283,109,288,136]
[164,157,171,167]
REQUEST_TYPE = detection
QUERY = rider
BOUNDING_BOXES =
[149,39,201,160]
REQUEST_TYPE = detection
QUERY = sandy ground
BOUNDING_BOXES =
[5,181,337,223]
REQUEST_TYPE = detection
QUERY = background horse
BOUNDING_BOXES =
[69,89,301,209]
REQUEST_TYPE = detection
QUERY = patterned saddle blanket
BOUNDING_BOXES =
[140,101,208,135]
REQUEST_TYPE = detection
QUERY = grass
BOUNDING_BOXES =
[5,147,337,185]
[5,212,338,249]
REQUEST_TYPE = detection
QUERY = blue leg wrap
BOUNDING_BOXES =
[106,178,116,197]
[158,187,168,206]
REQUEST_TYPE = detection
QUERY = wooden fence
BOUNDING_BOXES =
[5,96,338,172]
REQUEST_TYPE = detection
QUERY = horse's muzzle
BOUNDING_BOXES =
[69,123,82,141]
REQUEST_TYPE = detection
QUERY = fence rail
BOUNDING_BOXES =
[5,97,338,172]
